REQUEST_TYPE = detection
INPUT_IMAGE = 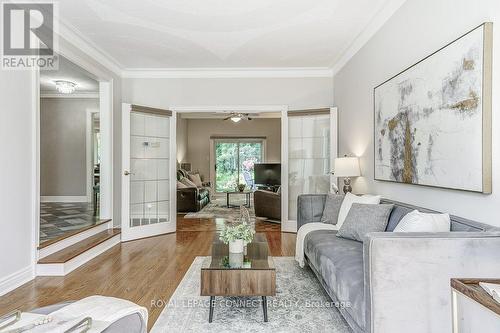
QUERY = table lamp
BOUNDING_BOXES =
[333,156,360,194]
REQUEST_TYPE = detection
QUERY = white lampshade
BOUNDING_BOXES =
[333,156,360,177]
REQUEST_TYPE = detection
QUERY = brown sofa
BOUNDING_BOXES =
[176,169,210,213]
[254,189,281,221]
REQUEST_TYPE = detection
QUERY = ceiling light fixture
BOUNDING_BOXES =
[55,80,77,94]
[230,114,242,123]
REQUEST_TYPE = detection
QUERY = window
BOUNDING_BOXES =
[214,139,264,192]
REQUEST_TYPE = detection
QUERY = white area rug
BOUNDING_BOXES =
[184,195,255,222]
[184,195,280,224]
[151,257,352,333]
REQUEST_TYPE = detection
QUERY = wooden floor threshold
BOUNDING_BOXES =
[38,228,121,264]
[38,219,112,250]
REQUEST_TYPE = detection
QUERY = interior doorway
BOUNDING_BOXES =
[37,54,113,247]
[173,107,287,230]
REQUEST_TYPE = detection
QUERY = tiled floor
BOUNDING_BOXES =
[39,202,100,243]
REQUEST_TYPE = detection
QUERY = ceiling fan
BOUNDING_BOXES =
[223,112,253,123]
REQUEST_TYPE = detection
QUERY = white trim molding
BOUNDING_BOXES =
[38,221,112,259]
[36,234,120,276]
[330,0,407,75]
[122,67,334,79]
[0,266,35,296]
[58,20,123,77]
[40,196,89,203]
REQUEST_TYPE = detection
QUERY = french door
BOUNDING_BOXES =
[213,139,264,192]
[287,108,337,221]
[121,104,175,241]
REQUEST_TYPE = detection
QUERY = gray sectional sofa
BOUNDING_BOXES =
[297,194,500,333]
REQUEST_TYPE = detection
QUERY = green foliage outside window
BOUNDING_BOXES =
[215,141,262,192]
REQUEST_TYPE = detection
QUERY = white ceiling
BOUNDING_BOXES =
[40,56,99,93]
[58,0,396,70]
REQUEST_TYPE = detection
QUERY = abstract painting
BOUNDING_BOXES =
[374,23,492,193]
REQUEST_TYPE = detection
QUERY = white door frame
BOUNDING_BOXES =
[32,45,114,260]
[330,107,339,192]
[170,105,292,232]
[121,103,176,241]
[85,109,100,202]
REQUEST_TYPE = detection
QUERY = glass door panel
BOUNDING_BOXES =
[215,142,238,192]
[238,142,262,190]
[288,114,330,220]
[129,112,170,227]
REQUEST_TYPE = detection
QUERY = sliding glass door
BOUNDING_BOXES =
[214,139,263,192]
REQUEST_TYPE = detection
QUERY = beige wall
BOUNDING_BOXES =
[40,98,99,197]
[184,118,281,180]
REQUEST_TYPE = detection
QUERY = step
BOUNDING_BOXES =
[37,229,121,276]
[38,220,113,259]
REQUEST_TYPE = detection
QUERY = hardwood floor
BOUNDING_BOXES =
[0,215,295,331]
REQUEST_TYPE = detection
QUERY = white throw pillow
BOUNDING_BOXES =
[393,210,451,232]
[336,192,381,229]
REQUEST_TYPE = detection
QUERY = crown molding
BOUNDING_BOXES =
[121,67,334,79]
[40,92,99,99]
[57,20,124,77]
[330,0,408,76]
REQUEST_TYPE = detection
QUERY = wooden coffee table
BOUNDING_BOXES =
[200,233,276,322]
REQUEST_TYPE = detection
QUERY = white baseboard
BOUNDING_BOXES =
[40,196,88,203]
[0,266,35,296]
[282,220,298,233]
[37,234,121,276]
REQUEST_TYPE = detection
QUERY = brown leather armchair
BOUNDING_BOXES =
[254,190,281,221]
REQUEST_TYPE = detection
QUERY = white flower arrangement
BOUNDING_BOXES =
[219,223,255,244]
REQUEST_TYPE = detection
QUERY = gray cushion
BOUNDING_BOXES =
[320,194,344,224]
[385,205,412,231]
[337,203,394,242]
[304,230,365,329]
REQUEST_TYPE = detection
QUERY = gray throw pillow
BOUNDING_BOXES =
[320,194,344,225]
[336,203,394,242]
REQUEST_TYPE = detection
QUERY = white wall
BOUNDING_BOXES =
[122,77,333,109]
[0,70,36,295]
[334,0,500,226]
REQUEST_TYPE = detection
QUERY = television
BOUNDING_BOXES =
[254,163,281,186]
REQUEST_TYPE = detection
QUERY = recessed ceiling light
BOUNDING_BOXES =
[54,80,77,94]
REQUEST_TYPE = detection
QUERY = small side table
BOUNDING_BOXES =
[451,278,500,333]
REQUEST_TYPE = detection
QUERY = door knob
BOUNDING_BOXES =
[124,170,131,176]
